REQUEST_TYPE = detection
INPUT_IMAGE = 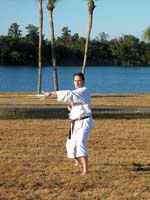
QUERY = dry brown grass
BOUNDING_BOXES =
[1,93,150,199]
[1,92,150,107]
[91,93,150,108]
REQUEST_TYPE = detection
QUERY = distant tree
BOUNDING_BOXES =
[56,27,72,47]
[9,51,25,65]
[25,24,39,65]
[8,23,22,38]
[61,27,71,43]
[0,36,11,64]
[143,27,150,43]
[82,0,96,74]
[110,35,140,66]
[89,40,111,65]
[47,0,59,91]
[143,27,150,65]
[25,24,39,44]
[95,32,109,43]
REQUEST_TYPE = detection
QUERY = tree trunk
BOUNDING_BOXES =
[49,10,59,91]
[37,0,43,94]
[82,0,95,74]
[82,12,93,74]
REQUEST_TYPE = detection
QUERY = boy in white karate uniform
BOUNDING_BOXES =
[45,72,93,175]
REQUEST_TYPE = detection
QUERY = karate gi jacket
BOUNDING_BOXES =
[57,86,92,120]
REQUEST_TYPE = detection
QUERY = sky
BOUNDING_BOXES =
[0,0,150,40]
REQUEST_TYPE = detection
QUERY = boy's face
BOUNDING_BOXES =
[74,75,84,89]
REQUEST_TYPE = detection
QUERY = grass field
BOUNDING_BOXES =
[1,93,150,200]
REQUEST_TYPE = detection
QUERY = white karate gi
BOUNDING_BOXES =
[57,86,93,158]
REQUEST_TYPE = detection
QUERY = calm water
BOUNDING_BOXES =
[0,65,150,94]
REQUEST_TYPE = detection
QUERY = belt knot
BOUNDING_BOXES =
[68,116,91,139]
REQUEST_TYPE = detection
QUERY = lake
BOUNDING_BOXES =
[0,65,150,94]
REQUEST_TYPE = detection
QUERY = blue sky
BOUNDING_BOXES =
[0,0,150,40]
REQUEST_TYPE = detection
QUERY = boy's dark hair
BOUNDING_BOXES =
[74,72,85,82]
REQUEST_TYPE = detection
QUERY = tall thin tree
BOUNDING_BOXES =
[47,0,59,91]
[37,0,43,94]
[82,0,96,74]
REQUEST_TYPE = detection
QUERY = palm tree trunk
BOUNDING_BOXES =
[49,10,59,91]
[82,0,95,74]
[37,0,43,94]
[82,12,93,74]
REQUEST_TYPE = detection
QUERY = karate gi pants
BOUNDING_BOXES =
[66,117,93,158]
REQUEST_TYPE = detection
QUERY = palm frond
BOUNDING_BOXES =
[48,0,60,5]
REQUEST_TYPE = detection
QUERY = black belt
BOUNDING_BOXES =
[68,116,91,139]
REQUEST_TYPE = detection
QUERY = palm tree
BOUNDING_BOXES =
[47,0,59,91]
[82,0,96,74]
[37,0,43,94]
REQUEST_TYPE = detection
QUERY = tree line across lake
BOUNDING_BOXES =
[0,23,150,67]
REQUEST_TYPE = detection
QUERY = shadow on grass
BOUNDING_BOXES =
[92,95,132,98]
[1,107,150,120]
[0,109,68,120]
[93,111,150,120]
[132,162,150,172]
